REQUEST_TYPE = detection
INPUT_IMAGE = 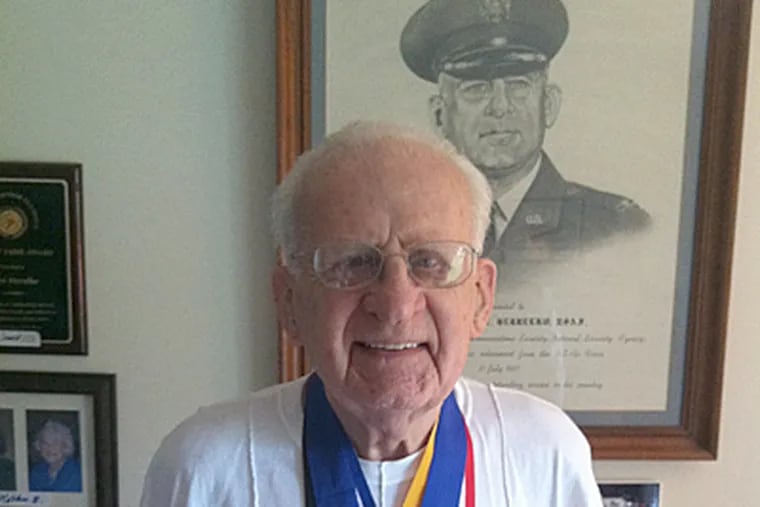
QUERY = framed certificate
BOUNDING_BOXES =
[275,0,752,459]
[0,163,87,355]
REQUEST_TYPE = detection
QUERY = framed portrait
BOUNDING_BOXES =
[0,372,117,506]
[599,482,661,507]
[0,162,88,355]
[276,0,752,459]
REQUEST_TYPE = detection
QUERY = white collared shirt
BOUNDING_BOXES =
[140,376,603,507]
[492,155,542,240]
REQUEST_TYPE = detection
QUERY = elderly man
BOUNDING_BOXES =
[401,0,650,278]
[140,122,603,506]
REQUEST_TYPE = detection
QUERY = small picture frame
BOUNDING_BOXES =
[0,372,117,506]
[599,482,661,507]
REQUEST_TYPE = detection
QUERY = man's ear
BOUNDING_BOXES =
[272,263,302,346]
[471,258,497,338]
[428,94,448,137]
[543,83,562,129]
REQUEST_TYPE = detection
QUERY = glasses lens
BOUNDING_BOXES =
[504,77,533,100]
[408,242,474,288]
[458,80,493,101]
[313,244,381,288]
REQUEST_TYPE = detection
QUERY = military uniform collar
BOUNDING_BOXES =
[503,153,567,241]
[492,154,542,238]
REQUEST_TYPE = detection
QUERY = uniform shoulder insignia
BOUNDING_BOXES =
[565,183,632,209]
[564,181,651,232]
[615,198,639,212]
[609,195,651,230]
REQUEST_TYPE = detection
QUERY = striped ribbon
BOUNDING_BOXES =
[303,374,475,507]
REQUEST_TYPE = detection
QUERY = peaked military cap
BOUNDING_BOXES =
[400,0,569,82]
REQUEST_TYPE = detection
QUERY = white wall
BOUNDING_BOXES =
[0,2,278,503]
[0,2,758,506]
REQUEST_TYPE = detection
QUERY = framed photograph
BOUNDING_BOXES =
[599,482,660,507]
[0,162,87,355]
[276,0,752,459]
[0,372,117,506]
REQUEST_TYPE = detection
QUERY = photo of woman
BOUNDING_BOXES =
[26,411,82,493]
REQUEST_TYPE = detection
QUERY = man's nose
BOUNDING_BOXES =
[485,80,514,116]
[361,255,425,325]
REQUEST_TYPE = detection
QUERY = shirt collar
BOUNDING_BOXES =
[492,154,542,239]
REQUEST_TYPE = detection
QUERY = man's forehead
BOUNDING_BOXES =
[311,138,458,182]
[293,139,472,242]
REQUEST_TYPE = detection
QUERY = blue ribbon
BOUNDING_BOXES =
[302,374,467,507]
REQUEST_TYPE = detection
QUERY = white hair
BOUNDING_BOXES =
[271,121,492,262]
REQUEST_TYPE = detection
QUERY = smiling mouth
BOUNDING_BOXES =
[480,130,518,143]
[359,342,423,351]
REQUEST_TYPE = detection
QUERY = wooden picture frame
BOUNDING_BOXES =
[0,371,117,506]
[275,0,752,459]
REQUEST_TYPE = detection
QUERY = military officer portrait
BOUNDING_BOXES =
[317,0,691,404]
[399,0,652,285]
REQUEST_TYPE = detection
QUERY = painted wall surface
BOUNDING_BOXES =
[0,2,278,502]
[0,2,757,506]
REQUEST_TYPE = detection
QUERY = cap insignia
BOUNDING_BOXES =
[479,0,512,23]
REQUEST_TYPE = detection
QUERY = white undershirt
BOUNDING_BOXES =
[358,449,423,507]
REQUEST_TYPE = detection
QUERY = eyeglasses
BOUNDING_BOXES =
[456,75,539,102]
[293,241,480,290]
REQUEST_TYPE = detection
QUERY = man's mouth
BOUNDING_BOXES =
[480,130,518,144]
[358,342,423,351]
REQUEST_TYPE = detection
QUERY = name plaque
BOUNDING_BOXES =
[0,163,86,354]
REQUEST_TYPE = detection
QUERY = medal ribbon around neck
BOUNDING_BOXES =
[302,374,475,507]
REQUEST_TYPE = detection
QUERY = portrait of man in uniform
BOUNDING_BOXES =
[314,0,698,406]
[399,0,651,285]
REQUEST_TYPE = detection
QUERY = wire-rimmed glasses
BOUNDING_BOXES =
[293,241,480,290]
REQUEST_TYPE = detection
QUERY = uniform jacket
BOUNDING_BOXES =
[484,154,651,285]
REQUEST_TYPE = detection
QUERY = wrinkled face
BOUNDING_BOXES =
[273,139,496,419]
[432,71,560,182]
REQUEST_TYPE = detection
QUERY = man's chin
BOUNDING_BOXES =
[345,376,439,413]
[465,149,518,171]
[477,162,523,181]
